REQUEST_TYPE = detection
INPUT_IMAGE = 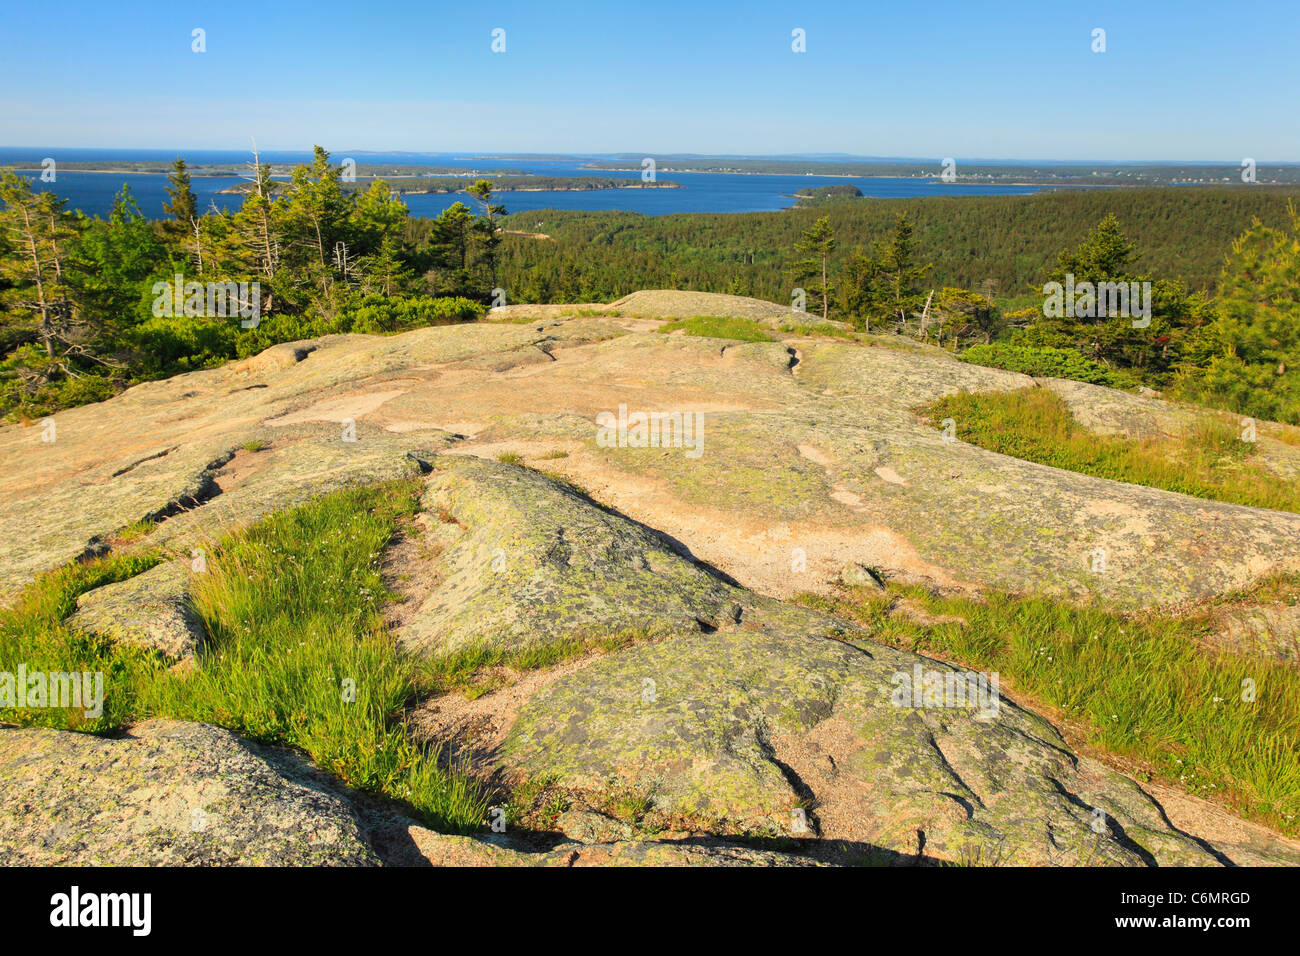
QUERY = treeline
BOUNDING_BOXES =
[492,187,1300,305]
[4,156,1297,429]
[781,208,1300,427]
[0,147,507,418]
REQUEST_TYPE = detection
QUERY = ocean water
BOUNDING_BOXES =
[0,149,1056,219]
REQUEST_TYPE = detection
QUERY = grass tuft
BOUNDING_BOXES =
[656,315,774,342]
[922,386,1300,513]
[0,480,489,833]
[799,579,1300,835]
[0,551,169,732]
[421,629,656,700]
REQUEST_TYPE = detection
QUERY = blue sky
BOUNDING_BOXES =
[1,0,1295,160]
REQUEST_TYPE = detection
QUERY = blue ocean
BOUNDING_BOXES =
[0,149,1056,219]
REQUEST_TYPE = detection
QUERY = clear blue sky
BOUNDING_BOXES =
[1,0,1295,160]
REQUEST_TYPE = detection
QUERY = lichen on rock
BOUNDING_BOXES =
[68,559,204,659]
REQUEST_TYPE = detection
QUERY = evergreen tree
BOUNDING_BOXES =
[466,179,506,293]
[68,186,163,346]
[162,157,198,233]
[874,213,930,326]
[1177,203,1300,423]
[0,172,79,366]
[789,216,836,319]
[837,245,880,331]
[1050,212,1135,281]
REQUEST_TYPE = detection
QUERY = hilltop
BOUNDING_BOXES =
[2,291,1298,866]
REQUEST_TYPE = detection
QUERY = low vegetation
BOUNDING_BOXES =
[957,343,1139,389]
[656,315,774,342]
[0,551,166,732]
[922,386,1300,513]
[799,578,1300,836]
[420,629,657,700]
[0,481,489,832]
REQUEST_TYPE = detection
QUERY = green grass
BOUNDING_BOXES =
[799,580,1300,836]
[111,517,160,545]
[922,386,1300,513]
[421,629,656,700]
[559,308,623,319]
[656,315,774,342]
[0,550,169,732]
[0,481,489,832]
[775,319,850,338]
[495,451,523,466]
[241,440,266,452]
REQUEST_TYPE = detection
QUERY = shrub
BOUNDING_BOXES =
[338,294,485,334]
[958,343,1135,388]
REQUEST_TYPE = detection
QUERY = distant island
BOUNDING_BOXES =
[793,184,865,205]
[215,175,681,196]
[6,160,532,178]
[6,160,681,195]
[584,157,1300,187]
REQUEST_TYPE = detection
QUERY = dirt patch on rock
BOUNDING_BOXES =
[410,654,607,787]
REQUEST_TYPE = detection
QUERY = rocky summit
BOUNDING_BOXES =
[3,291,1299,867]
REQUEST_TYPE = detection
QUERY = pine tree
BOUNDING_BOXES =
[875,213,930,326]
[1050,213,1135,282]
[162,158,198,234]
[466,180,506,293]
[789,216,836,319]
[0,172,79,366]
[837,245,880,331]
[1177,203,1300,423]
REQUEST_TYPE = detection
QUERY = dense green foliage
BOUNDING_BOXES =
[1175,206,1300,425]
[493,187,1300,304]
[0,148,501,419]
[794,184,864,205]
[957,343,1137,388]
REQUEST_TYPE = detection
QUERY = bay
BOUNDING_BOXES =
[0,148,1056,219]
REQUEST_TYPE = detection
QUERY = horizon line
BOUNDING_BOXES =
[2,146,1298,166]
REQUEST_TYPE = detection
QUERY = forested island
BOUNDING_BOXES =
[6,160,531,178]
[8,159,680,196]
[215,175,680,196]
[793,184,865,204]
